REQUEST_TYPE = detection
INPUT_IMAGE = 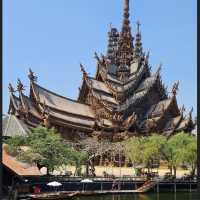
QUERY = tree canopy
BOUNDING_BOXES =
[4,127,197,178]
[123,132,197,177]
[162,132,197,177]
[5,126,86,174]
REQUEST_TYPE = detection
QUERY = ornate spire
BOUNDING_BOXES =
[94,52,101,63]
[180,105,186,116]
[8,83,16,94]
[123,0,130,30]
[156,63,162,76]
[80,63,88,78]
[189,107,193,119]
[107,25,119,64]
[171,81,179,97]
[17,79,25,92]
[28,68,37,82]
[134,21,143,58]
[117,0,133,80]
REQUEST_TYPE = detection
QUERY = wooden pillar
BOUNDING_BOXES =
[197,119,200,192]
[174,191,177,200]
[197,19,200,193]
[156,182,159,193]
[174,182,176,193]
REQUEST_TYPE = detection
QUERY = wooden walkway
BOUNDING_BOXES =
[20,180,157,199]
[135,180,157,192]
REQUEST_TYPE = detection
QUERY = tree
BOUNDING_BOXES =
[5,126,78,175]
[123,136,147,168]
[4,135,26,156]
[161,132,195,178]
[180,135,197,176]
[143,134,166,172]
[70,149,87,176]
[123,135,166,175]
[26,126,74,174]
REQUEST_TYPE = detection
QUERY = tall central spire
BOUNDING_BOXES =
[117,0,134,81]
[122,0,130,33]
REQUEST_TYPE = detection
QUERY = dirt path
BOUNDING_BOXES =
[50,166,190,178]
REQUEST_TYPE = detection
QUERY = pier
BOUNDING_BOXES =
[16,176,197,199]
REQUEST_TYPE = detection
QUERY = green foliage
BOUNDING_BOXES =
[4,144,19,157]
[5,126,197,178]
[178,134,197,174]
[160,132,197,177]
[123,134,166,169]
[123,132,197,177]
[4,135,26,156]
[5,135,26,147]
[143,134,166,168]
[123,136,147,167]
[25,126,73,173]
[70,149,87,176]
[16,149,43,164]
[5,125,87,174]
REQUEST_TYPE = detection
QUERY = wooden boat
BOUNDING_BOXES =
[27,191,79,199]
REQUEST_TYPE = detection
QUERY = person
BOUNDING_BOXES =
[33,186,41,194]
[112,179,117,190]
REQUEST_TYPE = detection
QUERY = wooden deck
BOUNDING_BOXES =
[20,180,156,199]
[21,190,140,199]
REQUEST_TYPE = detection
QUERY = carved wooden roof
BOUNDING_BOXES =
[31,83,95,119]
[7,0,195,138]
[3,115,30,137]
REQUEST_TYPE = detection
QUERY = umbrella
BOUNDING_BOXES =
[47,181,62,187]
[47,181,62,191]
[134,164,146,169]
[81,179,93,191]
[80,179,93,183]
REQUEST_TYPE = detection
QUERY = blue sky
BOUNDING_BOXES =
[3,0,197,117]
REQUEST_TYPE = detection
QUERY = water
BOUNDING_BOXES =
[75,193,200,200]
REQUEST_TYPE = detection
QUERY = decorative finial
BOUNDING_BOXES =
[171,81,179,96]
[109,22,112,30]
[180,105,185,115]
[117,0,133,68]
[134,20,143,59]
[80,63,87,77]
[28,68,37,82]
[17,79,25,92]
[94,52,101,63]
[156,63,162,75]
[101,54,107,65]
[124,0,129,10]
[146,51,150,60]
[123,0,130,27]
[136,20,141,33]
[189,107,193,118]
[100,53,105,60]
[8,83,16,93]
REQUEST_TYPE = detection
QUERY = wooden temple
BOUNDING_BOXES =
[8,0,195,141]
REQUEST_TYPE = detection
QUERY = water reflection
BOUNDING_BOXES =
[138,194,152,200]
[75,192,199,200]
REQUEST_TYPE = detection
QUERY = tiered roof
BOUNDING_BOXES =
[7,0,195,140]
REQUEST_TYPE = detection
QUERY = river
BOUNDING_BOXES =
[75,193,200,200]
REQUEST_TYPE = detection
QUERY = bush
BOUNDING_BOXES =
[5,135,26,147]
[4,144,20,157]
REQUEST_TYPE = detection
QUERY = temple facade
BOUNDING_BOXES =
[7,0,195,141]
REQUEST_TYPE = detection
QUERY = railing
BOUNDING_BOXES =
[23,174,197,185]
